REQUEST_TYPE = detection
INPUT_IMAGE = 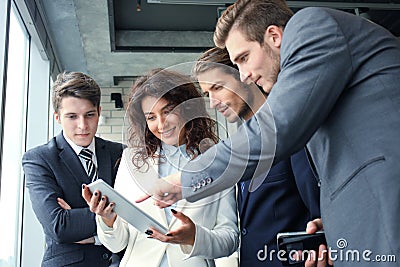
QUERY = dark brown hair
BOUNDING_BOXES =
[127,68,218,169]
[52,71,101,113]
[214,0,293,48]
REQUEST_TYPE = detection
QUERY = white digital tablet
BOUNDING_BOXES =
[87,179,168,233]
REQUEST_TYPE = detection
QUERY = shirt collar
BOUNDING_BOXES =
[63,132,96,156]
[161,142,190,160]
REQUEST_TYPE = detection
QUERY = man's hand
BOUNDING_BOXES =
[75,236,95,244]
[305,218,333,267]
[306,218,324,235]
[57,197,71,210]
[136,172,183,208]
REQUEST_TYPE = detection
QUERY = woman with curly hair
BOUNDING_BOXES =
[83,68,238,267]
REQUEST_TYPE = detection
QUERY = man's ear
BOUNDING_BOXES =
[263,25,283,49]
[54,112,61,124]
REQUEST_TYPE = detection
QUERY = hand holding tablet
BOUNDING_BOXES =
[86,179,168,233]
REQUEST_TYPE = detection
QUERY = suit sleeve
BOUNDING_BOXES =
[22,149,97,243]
[181,7,352,202]
[180,187,239,259]
[290,149,321,219]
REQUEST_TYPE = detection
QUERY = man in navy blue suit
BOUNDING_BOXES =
[193,47,320,266]
[22,72,124,267]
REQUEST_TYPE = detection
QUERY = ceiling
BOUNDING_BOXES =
[35,0,400,87]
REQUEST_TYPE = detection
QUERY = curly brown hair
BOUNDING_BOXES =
[127,68,219,169]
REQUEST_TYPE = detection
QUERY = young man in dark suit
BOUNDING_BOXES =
[22,72,124,267]
[194,47,320,267]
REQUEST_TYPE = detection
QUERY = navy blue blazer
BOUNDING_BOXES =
[22,133,124,267]
[238,148,320,267]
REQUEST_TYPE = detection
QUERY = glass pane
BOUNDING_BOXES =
[0,0,9,106]
[20,38,50,267]
[0,5,29,267]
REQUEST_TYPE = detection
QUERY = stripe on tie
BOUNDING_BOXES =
[79,148,98,182]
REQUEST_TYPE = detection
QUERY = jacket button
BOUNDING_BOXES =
[241,228,248,236]
[102,253,109,260]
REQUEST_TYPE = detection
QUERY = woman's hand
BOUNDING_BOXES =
[82,184,117,227]
[147,209,196,246]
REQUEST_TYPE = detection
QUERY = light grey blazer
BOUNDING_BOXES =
[181,7,400,266]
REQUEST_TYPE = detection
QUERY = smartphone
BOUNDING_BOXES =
[277,231,326,266]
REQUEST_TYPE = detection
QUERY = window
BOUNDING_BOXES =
[0,1,51,265]
[0,4,29,267]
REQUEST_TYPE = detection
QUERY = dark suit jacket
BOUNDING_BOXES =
[22,133,124,267]
[238,149,320,267]
[182,7,400,265]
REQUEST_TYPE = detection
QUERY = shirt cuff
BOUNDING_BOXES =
[93,235,102,246]
[96,214,116,231]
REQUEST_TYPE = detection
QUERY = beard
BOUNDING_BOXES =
[238,102,252,120]
[238,85,254,121]
[262,44,280,93]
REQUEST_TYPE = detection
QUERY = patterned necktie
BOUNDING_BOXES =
[79,148,98,182]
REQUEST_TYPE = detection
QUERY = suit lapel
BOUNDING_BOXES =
[128,154,169,227]
[95,138,113,185]
[155,148,189,228]
[56,133,89,185]
[168,199,188,229]
[239,182,251,223]
[150,161,169,227]
[148,157,192,229]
